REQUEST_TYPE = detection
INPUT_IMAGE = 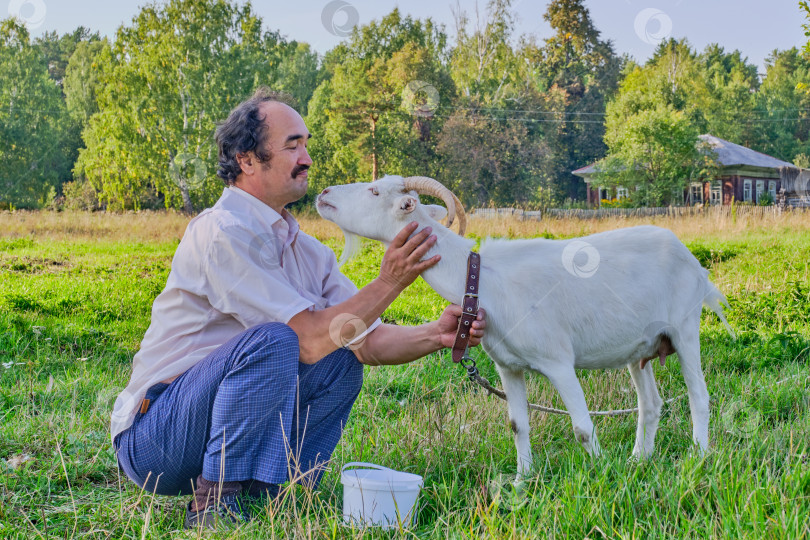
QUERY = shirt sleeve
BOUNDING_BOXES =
[201,224,314,327]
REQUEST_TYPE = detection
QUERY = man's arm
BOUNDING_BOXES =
[351,305,487,366]
[287,222,439,364]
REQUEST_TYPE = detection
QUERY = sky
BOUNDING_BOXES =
[10,0,808,74]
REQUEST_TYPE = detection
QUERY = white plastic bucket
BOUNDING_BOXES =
[341,462,424,529]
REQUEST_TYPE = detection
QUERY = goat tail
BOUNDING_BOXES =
[703,280,736,339]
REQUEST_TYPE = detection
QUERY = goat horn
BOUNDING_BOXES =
[403,176,466,236]
[449,191,467,237]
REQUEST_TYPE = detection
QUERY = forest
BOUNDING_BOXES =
[1,0,809,212]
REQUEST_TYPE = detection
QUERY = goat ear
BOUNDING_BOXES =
[397,195,418,214]
[424,204,447,222]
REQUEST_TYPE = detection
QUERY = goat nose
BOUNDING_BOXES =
[321,188,331,195]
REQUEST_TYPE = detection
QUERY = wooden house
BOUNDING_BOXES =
[573,135,796,207]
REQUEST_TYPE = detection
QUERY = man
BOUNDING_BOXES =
[110,87,486,528]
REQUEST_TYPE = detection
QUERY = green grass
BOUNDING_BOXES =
[1,217,809,538]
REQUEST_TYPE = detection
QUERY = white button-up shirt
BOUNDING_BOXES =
[111,186,379,441]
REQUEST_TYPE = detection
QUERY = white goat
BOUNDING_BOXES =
[316,175,734,475]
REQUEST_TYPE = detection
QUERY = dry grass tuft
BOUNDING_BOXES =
[300,208,810,245]
[2,208,808,245]
[0,210,191,243]
[457,209,810,243]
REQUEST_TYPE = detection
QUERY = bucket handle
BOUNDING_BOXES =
[341,461,397,475]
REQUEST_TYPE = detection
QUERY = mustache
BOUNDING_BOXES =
[292,164,310,178]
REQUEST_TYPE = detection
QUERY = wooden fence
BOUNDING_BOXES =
[470,204,809,221]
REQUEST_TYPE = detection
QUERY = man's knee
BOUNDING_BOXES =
[252,322,299,350]
[233,322,300,381]
[243,322,299,360]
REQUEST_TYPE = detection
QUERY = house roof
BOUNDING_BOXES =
[572,163,599,176]
[572,134,795,179]
[698,134,794,170]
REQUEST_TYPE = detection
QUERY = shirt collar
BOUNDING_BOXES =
[225,186,300,248]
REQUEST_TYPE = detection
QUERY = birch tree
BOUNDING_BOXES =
[76,0,297,212]
[0,19,69,208]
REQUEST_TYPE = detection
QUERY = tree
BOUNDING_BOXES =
[617,40,760,146]
[599,42,721,206]
[76,0,298,212]
[599,106,716,206]
[0,19,71,208]
[437,111,546,206]
[64,39,109,126]
[273,42,320,116]
[618,40,707,122]
[305,9,454,199]
[531,0,623,202]
[444,0,621,205]
[449,0,522,106]
[750,48,810,163]
[697,44,759,145]
[34,27,100,87]
[61,39,111,207]
[435,0,550,207]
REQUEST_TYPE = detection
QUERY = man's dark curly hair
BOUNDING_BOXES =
[215,87,297,185]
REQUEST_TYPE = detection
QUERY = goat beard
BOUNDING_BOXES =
[337,230,363,267]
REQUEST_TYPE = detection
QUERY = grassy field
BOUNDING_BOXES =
[0,209,808,539]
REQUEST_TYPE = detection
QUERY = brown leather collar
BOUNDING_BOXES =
[451,252,480,363]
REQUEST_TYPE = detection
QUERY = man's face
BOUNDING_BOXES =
[238,101,313,212]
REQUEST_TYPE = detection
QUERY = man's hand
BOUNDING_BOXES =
[378,222,440,292]
[436,305,487,348]
[352,305,487,366]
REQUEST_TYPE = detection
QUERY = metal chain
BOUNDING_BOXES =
[458,352,686,417]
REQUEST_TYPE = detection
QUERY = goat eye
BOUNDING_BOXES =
[370,187,379,196]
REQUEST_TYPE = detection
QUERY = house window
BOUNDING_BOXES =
[743,179,752,202]
[616,187,628,199]
[756,180,764,202]
[671,188,684,205]
[690,183,703,205]
[599,187,611,200]
[768,181,776,199]
[710,181,722,205]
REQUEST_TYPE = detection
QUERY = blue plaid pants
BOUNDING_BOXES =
[114,322,364,496]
